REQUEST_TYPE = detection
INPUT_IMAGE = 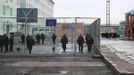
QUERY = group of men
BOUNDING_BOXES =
[60,33,94,53]
[0,34,14,53]
[0,34,35,54]
[21,33,94,54]
[77,34,94,53]
[36,33,46,44]
[0,33,94,54]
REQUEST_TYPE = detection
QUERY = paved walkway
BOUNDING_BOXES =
[101,39,134,65]
[0,55,113,75]
[101,39,134,74]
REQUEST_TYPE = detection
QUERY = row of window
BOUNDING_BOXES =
[3,6,13,16]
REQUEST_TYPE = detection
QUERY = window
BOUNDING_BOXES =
[7,6,9,9]
[10,8,13,16]
[17,0,20,5]
[10,0,13,2]
[3,6,6,15]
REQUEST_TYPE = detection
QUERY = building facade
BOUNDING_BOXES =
[0,0,54,35]
[124,10,134,39]
[0,0,20,35]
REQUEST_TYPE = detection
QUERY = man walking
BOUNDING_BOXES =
[26,35,35,54]
[0,35,3,52]
[60,34,68,52]
[40,33,45,44]
[85,34,94,53]
[52,33,57,44]
[36,33,40,44]
[3,34,9,53]
[9,34,14,52]
[21,34,25,44]
[77,34,84,53]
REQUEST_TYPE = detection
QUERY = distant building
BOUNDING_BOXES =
[0,0,20,35]
[55,23,84,37]
[124,10,134,39]
[0,0,55,35]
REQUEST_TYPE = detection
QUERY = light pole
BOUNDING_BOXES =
[106,0,111,33]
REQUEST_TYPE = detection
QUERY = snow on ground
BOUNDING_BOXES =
[101,39,134,64]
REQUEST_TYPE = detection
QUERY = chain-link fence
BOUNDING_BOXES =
[0,17,100,55]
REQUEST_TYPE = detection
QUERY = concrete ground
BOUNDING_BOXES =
[0,54,114,75]
[101,39,134,65]
[2,38,134,75]
[0,38,114,75]
[101,38,134,74]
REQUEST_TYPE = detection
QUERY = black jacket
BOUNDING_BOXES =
[77,36,84,44]
[60,35,68,44]
[85,35,94,44]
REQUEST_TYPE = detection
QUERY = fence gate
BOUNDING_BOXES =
[0,17,100,56]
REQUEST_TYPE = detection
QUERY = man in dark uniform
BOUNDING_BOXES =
[40,33,45,44]
[36,33,40,44]
[77,34,84,53]
[26,35,35,54]
[21,34,25,44]
[9,34,14,52]
[60,34,68,52]
[3,34,9,53]
[0,35,3,52]
[85,34,94,53]
[52,33,57,52]
[52,33,57,44]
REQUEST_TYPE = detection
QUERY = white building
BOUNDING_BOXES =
[0,0,20,35]
[0,0,54,35]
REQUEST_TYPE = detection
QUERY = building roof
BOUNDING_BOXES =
[126,10,134,16]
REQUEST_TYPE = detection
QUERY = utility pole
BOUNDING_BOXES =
[106,0,111,32]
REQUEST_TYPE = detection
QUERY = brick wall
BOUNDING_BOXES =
[124,11,134,39]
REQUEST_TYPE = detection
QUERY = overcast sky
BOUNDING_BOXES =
[53,0,134,24]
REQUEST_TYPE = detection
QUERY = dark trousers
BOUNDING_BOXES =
[22,40,25,44]
[37,40,40,44]
[53,40,55,44]
[62,44,66,52]
[79,44,83,53]
[87,44,92,52]
[42,39,44,44]
[4,45,8,52]
[10,44,13,52]
[28,46,33,54]
[0,45,3,52]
